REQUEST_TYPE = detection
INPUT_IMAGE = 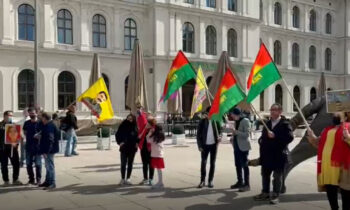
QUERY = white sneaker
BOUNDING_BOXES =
[119,179,126,185]
[125,179,132,185]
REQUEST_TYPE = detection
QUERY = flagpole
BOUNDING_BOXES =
[281,78,311,131]
[250,103,271,133]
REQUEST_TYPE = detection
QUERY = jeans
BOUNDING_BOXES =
[261,167,284,195]
[234,148,249,186]
[325,185,350,210]
[200,144,217,182]
[65,129,77,156]
[44,154,55,185]
[0,147,20,182]
[26,151,42,182]
[141,147,154,180]
[120,151,136,179]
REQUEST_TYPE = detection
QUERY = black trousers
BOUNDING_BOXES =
[201,144,217,182]
[261,167,284,195]
[0,147,20,182]
[141,147,154,180]
[120,151,136,179]
[325,185,350,210]
[234,148,249,186]
[26,151,42,182]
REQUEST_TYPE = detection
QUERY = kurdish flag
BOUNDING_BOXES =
[160,51,196,103]
[209,69,245,123]
[190,66,208,118]
[246,43,281,103]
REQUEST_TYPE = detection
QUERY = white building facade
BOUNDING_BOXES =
[0,0,349,117]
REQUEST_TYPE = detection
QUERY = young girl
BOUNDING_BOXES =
[147,120,165,189]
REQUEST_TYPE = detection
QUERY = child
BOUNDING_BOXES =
[147,122,165,189]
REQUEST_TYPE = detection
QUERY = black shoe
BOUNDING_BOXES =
[197,182,205,188]
[270,193,279,205]
[39,182,49,188]
[231,182,244,189]
[239,185,251,192]
[254,193,270,201]
[26,180,36,185]
[208,181,214,188]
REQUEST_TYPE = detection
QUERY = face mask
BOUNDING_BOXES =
[7,117,12,123]
[333,116,341,125]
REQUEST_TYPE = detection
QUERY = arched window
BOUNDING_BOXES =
[292,6,300,28]
[293,86,300,112]
[292,43,299,67]
[183,22,194,53]
[310,87,317,102]
[260,91,265,111]
[206,0,216,8]
[309,45,316,69]
[18,69,34,110]
[326,13,332,34]
[275,84,283,107]
[206,25,216,55]
[125,76,129,110]
[18,4,35,41]
[102,73,110,91]
[310,10,317,32]
[206,76,212,87]
[57,9,73,44]
[325,48,332,71]
[227,29,237,57]
[92,14,106,48]
[58,71,76,109]
[274,40,282,65]
[124,18,137,50]
[274,2,282,25]
[228,0,237,12]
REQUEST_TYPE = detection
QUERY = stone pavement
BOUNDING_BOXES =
[0,135,331,210]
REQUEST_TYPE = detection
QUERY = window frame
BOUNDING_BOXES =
[274,40,282,65]
[124,18,137,51]
[182,22,195,53]
[57,9,73,45]
[18,4,35,41]
[274,2,282,25]
[309,10,317,32]
[58,71,76,110]
[292,43,300,68]
[309,45,316,69]
[205,25,217,55]
[227,28,237,58]
[18,69,35,110]
[92,14,107,48]
[292,6,300,28]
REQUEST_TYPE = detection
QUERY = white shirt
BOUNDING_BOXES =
[271,117,281,129]
[206,121,215,145]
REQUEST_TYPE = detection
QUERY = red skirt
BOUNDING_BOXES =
[151,157,165,169]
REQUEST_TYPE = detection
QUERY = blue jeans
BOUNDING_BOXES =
[44,154,55,185]
[65,129,77,156]
[26,151,42,182]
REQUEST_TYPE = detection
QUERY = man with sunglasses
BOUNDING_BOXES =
[254,103,293,205]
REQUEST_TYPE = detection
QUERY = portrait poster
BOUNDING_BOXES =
[326,89,350,113]
[5,124,21,145]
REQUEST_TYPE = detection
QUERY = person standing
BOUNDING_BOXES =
[62,105,78,157]
[23,108,42,185]
[115,114,139,185]
[307,112,350,210]
[147,124,166,189]
[0,111,22,186]
[18,108,30,168]
[228,108,251,192]
[196,107,222,188]
[38,112,59,189]
[254,103,294,204]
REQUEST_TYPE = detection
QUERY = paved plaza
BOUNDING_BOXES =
[0,135,332,210]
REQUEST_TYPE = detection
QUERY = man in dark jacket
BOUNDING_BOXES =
[0,110,23,186]
[38,112,59,189]
[23,108,42,185]
[61,105,78,157]
[196,107,222,188]
[254,103,293,205]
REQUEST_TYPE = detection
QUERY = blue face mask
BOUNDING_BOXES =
[7,117,13,123]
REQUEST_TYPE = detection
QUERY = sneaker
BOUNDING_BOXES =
[270,193,279,205]
[26,180,36,185]
[151,183,164,189]
[254,193,270,201]
[239,185,251,192]
[208,181,214,188]
[125,179,132,185]
[148,179,153,186]
[12,180,23,186]
[39,182,50,188]
[44,184,56,190]
[72,152,79,156]
[230,182,244,189]
[139,179,148,185]
[197,182,205,189]
[3,181,10,187]
[119,179,126,186]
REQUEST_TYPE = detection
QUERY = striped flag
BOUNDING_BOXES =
[190,66,208,118]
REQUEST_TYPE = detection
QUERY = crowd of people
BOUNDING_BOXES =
[0,105,79,190]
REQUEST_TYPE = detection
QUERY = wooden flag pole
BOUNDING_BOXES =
[250,103,271,133]
[281,78,310,131]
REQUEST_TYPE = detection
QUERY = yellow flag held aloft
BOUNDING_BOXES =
[190,66,208,118]
[78,77,114,122]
